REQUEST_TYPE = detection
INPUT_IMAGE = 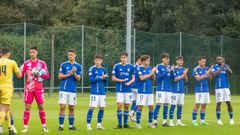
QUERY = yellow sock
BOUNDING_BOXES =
[0,111,6,126]
[5,111,11,128]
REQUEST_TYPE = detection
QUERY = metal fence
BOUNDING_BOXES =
[1,22,240,98]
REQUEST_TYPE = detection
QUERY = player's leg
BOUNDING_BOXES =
[0,88,13,134]
[147,94,155,128]
[226,101,234,125]
[136,105,143,129]
[215,89,223,125]
[224,89,234,125]
[129,88,137,122]
[200,104,208,125]
[192,103,200,126]
[87,95,97,130]
[96,95,106,130]
[0,104,10,133]
[200,92,210,125]
[115,93,123,129]
[135,94,145,129]
[68,92,77,130]
[35,91,48,132]
[192,92,202,126]
[162,92,171,127]
[216,102,222,125]
[58,92,67,131]
[22,91,34,133]
[153,91,162,127]
[169,93,177,126]
[123,93,132,128]
[176,94,185,126]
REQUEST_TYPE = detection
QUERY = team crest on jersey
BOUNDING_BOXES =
[66,66,69,70]
[127,68,130,72]
[119,68,122,71]
[162,68,165,71]
[95,71,98,74]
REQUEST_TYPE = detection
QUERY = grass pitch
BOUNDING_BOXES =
[3,93,240,135]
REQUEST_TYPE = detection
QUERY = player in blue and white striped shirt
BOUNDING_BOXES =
[112,52,135,129]
[192,56,212,126]
[169,56,188,127]
[86,54,108,130]
[212,56,234,125]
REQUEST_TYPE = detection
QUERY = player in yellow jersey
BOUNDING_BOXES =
[0,48,21,135]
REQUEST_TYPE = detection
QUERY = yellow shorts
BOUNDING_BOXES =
[0,88,13,104]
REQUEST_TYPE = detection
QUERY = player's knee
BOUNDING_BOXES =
[124,104,130,110]
[37,104,44,111]
[225,101,231,106]
[25,104,31,111]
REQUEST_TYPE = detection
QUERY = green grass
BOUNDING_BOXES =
[3,93,240,135]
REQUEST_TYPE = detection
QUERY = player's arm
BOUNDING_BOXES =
[126,66,136,85]
[39,62,50,79]
[58,64,72,80]
[89,69,101,83]
[139,67,156,81]
[156,65,167,79]
[13,61,21,78]
[111,65,127,82]
[194,68,212,81]
[73,66,81,81]
[174,68,188,82]
[225,64,233,74]
[126,75,135,85]
[212,66,222,77]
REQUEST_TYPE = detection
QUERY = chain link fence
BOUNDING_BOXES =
[0,23,240,98]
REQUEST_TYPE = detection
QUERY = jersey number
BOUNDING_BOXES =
[0,65,7,76]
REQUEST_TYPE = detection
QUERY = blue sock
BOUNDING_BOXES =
[131,101,136,111]
[177,105,183,120]
[59,114,65,125]
[134,105,138,113]
[229,112,233,119]
[154,104,161,120]
[216,111,221,120]
[169,105,176,120]
[200,111,205,121]
[192,110,198,121]
[117,110,123,125]
[148,111,154,124]
[124,110,129,125]
[68,115,75,126]
[10,115,14,126]
[163,104,168,120]
[136,110,142,124]
[87,109,94,124]
[98,109,104,123]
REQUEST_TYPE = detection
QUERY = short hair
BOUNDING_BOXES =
[1,48,10,55]
[68,49,76,53]
[94,54,103,59]
[120,52,128,57]
[176,56,184,60]
[141,55,150,62]
[135,55,141,62]
[29,46,38,51]
[198,56,206,61]
[161,52,169,59]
